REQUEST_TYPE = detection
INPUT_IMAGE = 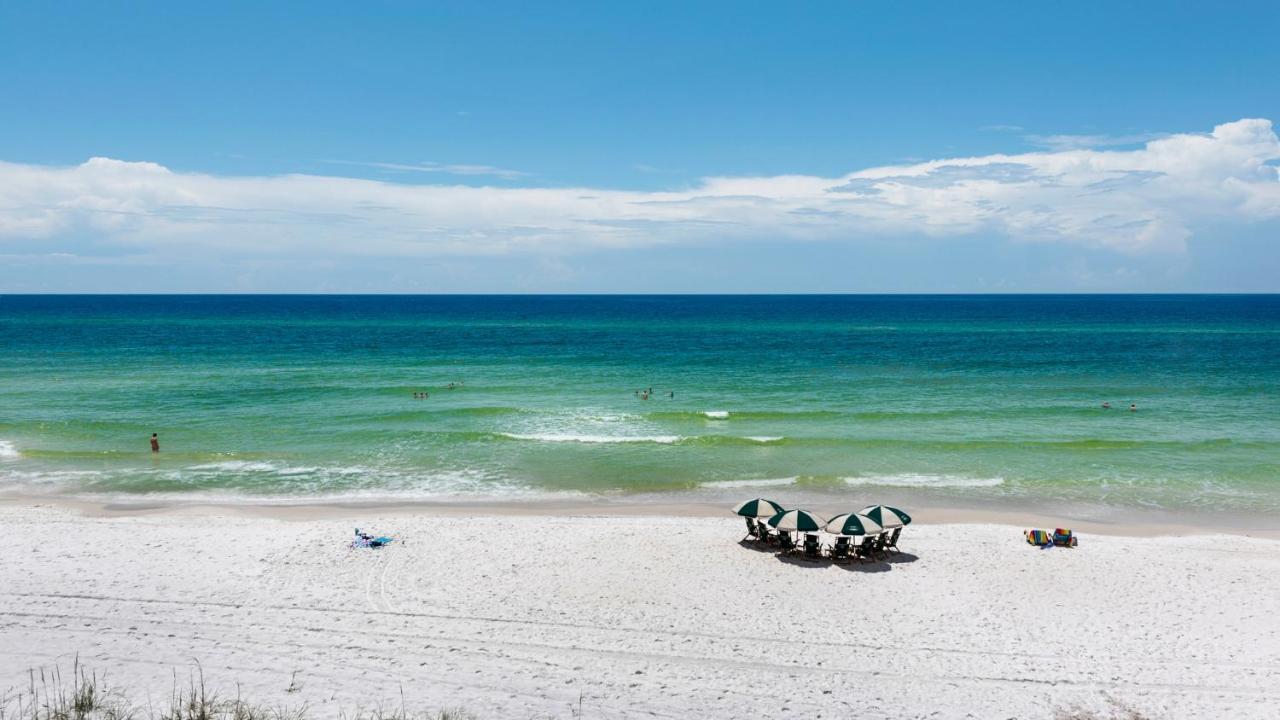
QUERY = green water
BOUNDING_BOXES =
[1,295,1277,513]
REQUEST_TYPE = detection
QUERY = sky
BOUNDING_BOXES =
[0,1,1278,293]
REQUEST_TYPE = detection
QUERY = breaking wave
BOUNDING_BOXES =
[841,474,1005,489]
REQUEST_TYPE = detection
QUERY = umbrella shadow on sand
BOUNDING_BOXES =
[882,551,920,564]
[832,552,919,573]
[833,558,893,574]
[772,552,835,569]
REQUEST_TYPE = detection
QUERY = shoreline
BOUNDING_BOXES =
[4,491,1277,539]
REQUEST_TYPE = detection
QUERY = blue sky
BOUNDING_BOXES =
[1,1,1278,292]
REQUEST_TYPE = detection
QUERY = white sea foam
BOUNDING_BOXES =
[154,464,581,504]
[703,411,730,419]
[273,466,324,476]
[183,461,367,476]
[0,469,104,487]
[841,474,1005,489]
[702,477,797,489]
[576,413,641,423]
[48,481,590,507]
[0,440,19,460]
[499,433,682,444]
[186,461,280,473]
[745,436,784,443]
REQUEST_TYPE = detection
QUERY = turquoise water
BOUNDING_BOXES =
[0,295,1277,512]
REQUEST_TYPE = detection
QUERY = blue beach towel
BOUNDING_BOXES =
[351,528,394,548]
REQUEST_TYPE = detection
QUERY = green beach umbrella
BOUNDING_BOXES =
[823,512,883,537]
[767,509,826,533]
[732,498,786,519]
[860,505,912,529]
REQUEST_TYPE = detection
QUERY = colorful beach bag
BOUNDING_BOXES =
[1025,529,1053,547]
[1053,528,1078,547]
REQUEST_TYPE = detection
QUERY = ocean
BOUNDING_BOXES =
[1,295,1277,515]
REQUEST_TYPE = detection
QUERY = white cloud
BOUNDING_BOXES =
[0,119,1277,263]
[1023,132,1168,151]
[320,159,530,179]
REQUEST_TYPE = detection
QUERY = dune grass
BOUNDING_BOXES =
[1,658,1157,720]
[0,660,474,720]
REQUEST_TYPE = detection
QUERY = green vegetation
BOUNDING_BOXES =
[0,660,474,720]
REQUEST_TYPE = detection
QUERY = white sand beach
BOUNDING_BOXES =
[2,500,1279,719]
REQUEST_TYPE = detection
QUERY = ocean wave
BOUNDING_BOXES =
[0,440,19,460]
[675,435,790,447]
[701,477,797,489]
[494,432,788,447]
[0,468,585,505]
[841,474,1005,488]
[498,432,682,444]
[0,469,105,487]
[183,460,368,476]
[0,460,542,500]
[647,410,843,421]
[186,460,284,473]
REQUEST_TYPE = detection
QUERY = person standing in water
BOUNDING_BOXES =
[150,433,160,453]
[1130,403,1137,412]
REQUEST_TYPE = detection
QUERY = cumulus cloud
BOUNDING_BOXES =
[0,119,1277,263]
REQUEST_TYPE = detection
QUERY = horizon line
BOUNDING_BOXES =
[2,292,1277,298]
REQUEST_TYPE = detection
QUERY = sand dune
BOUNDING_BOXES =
[1,502,1278,718]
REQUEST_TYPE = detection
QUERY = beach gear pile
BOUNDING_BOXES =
[1025,528,1077,548]
[350,527,394,549]
[732,498,911,564]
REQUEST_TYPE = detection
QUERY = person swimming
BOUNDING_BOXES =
[1102,402,1111,409]
[1130,403,1137,412]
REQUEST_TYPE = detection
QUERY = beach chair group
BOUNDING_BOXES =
[1025,528,1077,548]
[744,517,902,563]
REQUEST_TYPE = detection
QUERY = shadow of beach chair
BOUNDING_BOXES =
[802,534,822,561]
[778,531,797,554]
[884,527,902,554]
[829,536,852,564]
